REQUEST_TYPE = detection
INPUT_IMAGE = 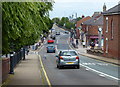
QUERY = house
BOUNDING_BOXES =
[102,3,120,59]
[76,16,91,29]
[76,16,91,41]
[82,12,103,47]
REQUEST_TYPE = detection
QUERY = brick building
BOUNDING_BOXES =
[102,4,120,59]
[76,16,91,29]
[82,12,103,46]
[76,16,91,41]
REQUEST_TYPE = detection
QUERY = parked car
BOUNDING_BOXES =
[56,50,80,69]
[56,32,60,35]
[50,35,56,40]
[46,45,56,53]
[47,39,54,44]
[65,31,69,34]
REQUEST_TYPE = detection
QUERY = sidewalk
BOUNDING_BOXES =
[70,40,120,66]
[3,52,43,86]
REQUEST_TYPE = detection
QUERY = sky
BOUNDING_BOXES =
[49,0,119,19]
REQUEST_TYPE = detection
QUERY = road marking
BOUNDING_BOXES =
[55,45,58,52]
[56,39,58,44]
[68,41,120,81]
[99,74,105,77]
[40,45,44,50]
[80,62,108,66]
[68,40,73,50]
[39,55,52,87]
[80,63,120,81]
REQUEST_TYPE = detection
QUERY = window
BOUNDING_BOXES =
[111,19,114,39]
[61,51,77,56]
[106,17,108,33]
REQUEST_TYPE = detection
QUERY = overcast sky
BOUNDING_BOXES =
[49,0,119,19]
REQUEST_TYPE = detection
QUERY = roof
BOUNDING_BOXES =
[83,12,103,26]
[102,4,120,15]
[92,15,103,26]
[76,16,91,27]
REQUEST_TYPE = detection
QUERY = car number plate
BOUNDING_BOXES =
[66,62,74,64]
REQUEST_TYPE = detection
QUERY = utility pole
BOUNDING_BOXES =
[98,26,102,49]
[76,13,77,19]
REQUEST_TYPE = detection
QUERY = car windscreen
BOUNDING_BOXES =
[60,51,77,56]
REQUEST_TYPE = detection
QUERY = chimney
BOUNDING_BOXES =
[118,1,120,4]
[103,3,107,12]
[82,15,84,18]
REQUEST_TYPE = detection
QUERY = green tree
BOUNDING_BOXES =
[52,17,60,24]
[58,17,69,27]
[2,2,53,54]
[77,17,82,21]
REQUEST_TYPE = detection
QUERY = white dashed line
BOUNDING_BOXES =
[68,40,120,81]
[80,63,120,81]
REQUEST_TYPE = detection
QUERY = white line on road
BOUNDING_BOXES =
[80,63,120,81]
[55,45,58,52]
[68,40,120,81]
[56,39,58,44]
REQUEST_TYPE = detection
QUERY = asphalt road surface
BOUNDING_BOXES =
[38,28,119,86]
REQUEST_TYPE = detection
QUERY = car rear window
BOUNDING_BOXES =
[60,51,77,56]
[47,46,54,48]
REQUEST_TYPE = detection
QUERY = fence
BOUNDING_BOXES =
[9,48,25,74]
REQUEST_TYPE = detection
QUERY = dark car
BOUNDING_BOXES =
[50,35,56,40]
[56,32,60,35]
[65,31,69,34]
[46,45,56,53]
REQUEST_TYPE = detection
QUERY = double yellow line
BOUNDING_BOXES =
[38,55,52,87]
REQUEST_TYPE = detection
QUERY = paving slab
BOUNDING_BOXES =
[7,54,42,85]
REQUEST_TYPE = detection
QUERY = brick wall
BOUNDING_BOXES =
[88,25,98,35]
[118,15,120,59]
[103,15,120,59]
[2,58,10,83]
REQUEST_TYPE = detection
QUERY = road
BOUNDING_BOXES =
[38,26,119,86]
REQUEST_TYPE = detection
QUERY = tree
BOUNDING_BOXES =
[58,17,69,27]
[52,17,60,24]
[2,2,53,54]
[77,17,82,21]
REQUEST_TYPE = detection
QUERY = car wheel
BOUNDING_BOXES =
[58,65,62,69]
[57,65,58,68]
[59,66,61,69]
[76,65,80,69]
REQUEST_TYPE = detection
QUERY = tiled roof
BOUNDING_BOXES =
[76,16,91,27]
[92,15,103,26]
[102,4,120,15]
[83,12,102,26]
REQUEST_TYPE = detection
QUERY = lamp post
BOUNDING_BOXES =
[98,27,102,49]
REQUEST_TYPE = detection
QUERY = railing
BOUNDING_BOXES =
[9,48,26,74]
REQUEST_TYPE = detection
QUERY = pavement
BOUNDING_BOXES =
[2,45,44,86]
[69,39,120,66]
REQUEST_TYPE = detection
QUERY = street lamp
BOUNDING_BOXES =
[98,27,102,49]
